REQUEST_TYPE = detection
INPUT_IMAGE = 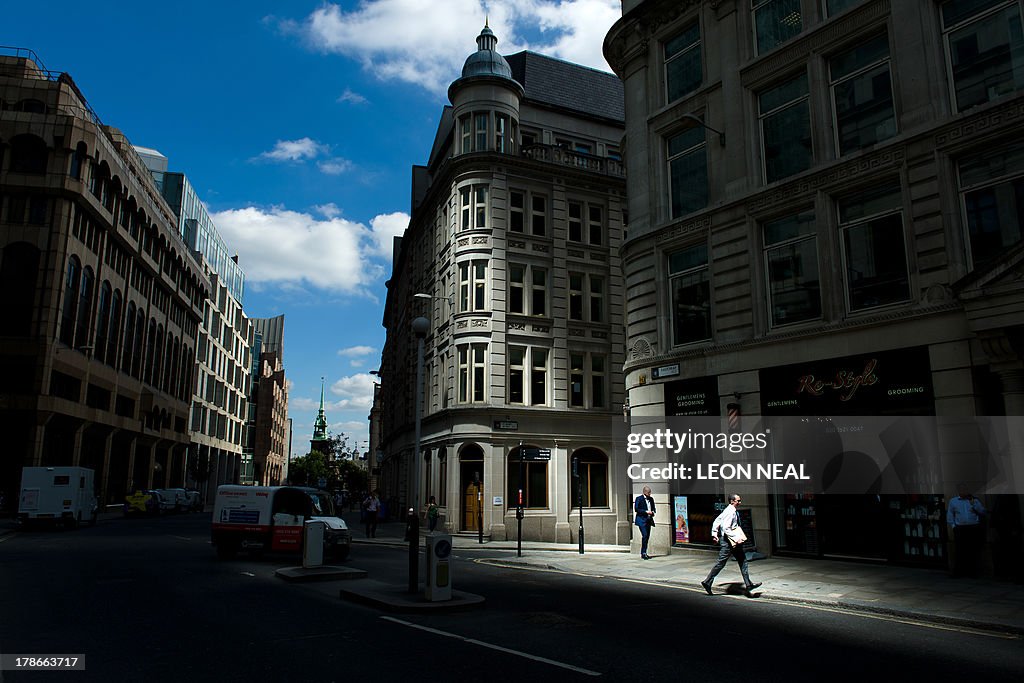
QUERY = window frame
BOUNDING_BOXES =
[762,209,823,327]
[460,184,489,231]
[828,33,897,156]
[667,126,709,219]
[570,451,610,508]
[457,343,487,403]
[758,71,812,184]
[837,184,911,312]
[664,22,703,104]
[941,0,1024,113]
[752,0,804,55]
[668,243,712,346]
[569,351,608,409]
[458,259,488,313]
[957,139,1024,269]
[508,451,549,509]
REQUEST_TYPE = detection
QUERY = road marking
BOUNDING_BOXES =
[474,558,604,578]
[381,616,602,676]
[169,535,192,542]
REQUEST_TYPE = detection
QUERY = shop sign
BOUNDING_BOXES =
[664,376,720,416]
[759,347,933,415]
[494,420,519,430]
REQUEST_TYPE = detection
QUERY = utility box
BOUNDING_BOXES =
[425,533,453,601]
[303,520,325,568]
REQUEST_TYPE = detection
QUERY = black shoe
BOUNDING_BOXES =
[700,580,713,595]
[641,553,650,560]
[744,582,762,595]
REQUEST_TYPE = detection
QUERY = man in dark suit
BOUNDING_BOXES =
[634,486,656,559]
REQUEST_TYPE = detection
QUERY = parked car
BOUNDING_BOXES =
[153,488,186,513]
[124,490,160,516]
[184,489,203,512]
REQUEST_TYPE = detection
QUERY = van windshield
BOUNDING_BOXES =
[308,492,334,517]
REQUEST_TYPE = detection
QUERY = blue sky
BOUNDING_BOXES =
[5,0,620,456]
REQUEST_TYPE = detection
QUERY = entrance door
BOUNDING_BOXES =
[460,460,482,531]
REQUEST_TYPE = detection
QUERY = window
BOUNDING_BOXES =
[763,210,821,326]
[459,260,488,312]
[476,113,489,151]
[668,126,708,218]
[461,116,472,154]
[508,450,548,508]
[510,191,525,233]
[570,450,609,507]
[568,200,606,245]
[570,353,607,409]
[9,135,48,174]
[753,0,802,54]
[669,244,711,344]
[107,290,122,368]
[568,272,605,323]
[458,344,487,403]
[760,72,812,183]
[830,34,896,155]
[94,282,112,362]
[122,302,136,372]
[531,194,548,236]
[74,266,94,350]
[665,23,702,103]
[838,184,910,310]
[506,345,551,407]
[959,139,1024,268]
[942,0,1024,112]
[508,264,547,316]
[0,242,40,338]
[460,185,489,230]
[495,114,513,153]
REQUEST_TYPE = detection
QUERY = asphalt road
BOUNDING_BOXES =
[1,514,1021,682]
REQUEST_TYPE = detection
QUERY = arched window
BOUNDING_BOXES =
[0,242,40,337]
[59,256,81,346]
[569,448,609,508]
[106,290,122,367]
[69,142,87,180]
[94,281,112,361]
[74,266,95,350]
[507,445,548,509]
[16,99,46,114]
[162,332,174,392]
[121,302,136,372]
[145,320,158,386]
[180,345,192,399]
[132,310,145,379]
[9,134,48,174]
[169,337,180,398]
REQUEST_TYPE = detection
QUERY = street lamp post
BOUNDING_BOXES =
[409,316,429,593]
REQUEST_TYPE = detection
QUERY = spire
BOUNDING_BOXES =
[476,21,497,52]
[312,376,328,442]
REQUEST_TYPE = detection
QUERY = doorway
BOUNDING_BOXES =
[459,445,483,532]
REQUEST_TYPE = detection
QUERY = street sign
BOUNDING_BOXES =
[494,420,519,430]
[521,448,551,461]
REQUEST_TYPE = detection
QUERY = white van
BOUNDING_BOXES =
[17,466,98,528]
[211,485,351,560]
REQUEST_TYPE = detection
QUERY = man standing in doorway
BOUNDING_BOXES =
[701,493,762,596]
[947,484,987,577]
[634,486,656,559]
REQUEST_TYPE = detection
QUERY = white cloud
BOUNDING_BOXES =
[315,202,342,218]
[293,0,619,96]
[330,373,377,411]
[338,88,369,104]
[367,212,408,261]
[258,137,328,162]
[317,158,354,175]
[338,345,377,358]
[211,206,409,292]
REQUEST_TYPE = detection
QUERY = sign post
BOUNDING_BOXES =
[573,455,584,554]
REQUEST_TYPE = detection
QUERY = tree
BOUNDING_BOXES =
[287,451,331,488]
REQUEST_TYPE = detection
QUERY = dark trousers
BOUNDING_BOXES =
[638,521,652,556]
[365,511,378,538]
[953,524,984,577]
[705,537,753,587]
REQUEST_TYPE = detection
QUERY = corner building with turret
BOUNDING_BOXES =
[377,26,629,544]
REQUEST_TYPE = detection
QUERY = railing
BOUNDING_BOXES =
[521,144,625,178]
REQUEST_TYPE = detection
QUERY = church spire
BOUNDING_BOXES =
[311,377,329,448]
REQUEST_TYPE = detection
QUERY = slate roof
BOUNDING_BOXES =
[505,51,624,123]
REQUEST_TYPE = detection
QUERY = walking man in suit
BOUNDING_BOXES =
[701,493,762,596]
[634,486,656,559]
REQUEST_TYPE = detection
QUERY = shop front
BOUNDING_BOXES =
[664,376,729,550]
[759,346,946,566]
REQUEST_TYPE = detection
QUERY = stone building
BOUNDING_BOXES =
[377,26,629,543]
[0,49,207,506]
[605,0,1023,573]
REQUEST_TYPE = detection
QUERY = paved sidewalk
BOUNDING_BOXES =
[345,512,1024,634]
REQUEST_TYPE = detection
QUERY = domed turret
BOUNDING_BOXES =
[461,23,513,80]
